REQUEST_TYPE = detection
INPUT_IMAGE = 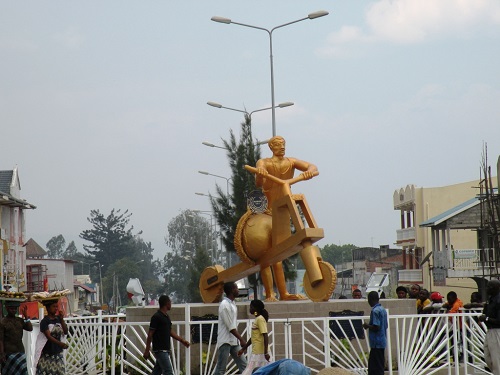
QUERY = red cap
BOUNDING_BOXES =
[430,292,443,302]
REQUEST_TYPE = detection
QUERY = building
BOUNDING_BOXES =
[331,246,403,298]
[394,160,499,298]
[0,167,36,291]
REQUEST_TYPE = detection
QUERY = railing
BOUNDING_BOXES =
[22,310,493,375]
[451,248,497,271]
[396,228,415,242]
[398,269,423,283]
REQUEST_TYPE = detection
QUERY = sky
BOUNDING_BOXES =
[1,1,500,261]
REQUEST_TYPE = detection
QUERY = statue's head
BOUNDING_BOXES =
[268,136,286,156]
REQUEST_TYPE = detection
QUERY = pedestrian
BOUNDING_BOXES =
[409,284,421,299]
[214,282,247,374]
[416,289,431,314]
[464,291,484,309]
[34,299,69,375]
[396,286,408,299]
[0,301,33,375]
[351,289,362,299]
[238,300,271,374]
[143,295,190,375]
[362,291,387,375]
[479,279,500,375]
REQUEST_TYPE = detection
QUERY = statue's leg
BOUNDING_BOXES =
[261,266,278,302]
[272,262,306,301]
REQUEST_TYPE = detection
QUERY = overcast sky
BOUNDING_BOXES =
[1,1,499,260]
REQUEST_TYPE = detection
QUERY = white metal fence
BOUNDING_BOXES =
[21,309,493,375]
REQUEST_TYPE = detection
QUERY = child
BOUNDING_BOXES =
[238,299,271,374]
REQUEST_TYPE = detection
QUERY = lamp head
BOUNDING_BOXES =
[211,16,231,24]
[308,10,329,19]
[207,101,222,108]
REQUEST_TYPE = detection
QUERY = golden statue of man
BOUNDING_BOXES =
[254,135,318,301]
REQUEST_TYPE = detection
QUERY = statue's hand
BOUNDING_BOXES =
[256,167,268,177]
[301,171,314,180]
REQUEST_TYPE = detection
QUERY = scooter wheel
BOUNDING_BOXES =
[303,261,337,302]
[199,265,225,303]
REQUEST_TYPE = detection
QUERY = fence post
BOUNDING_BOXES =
[185,303,191,375]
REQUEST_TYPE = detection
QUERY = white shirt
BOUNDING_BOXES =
[217,296,238,347]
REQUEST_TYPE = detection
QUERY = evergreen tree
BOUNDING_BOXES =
[79,209,137,272]
[208,115,264,294]
[46,235,66,259]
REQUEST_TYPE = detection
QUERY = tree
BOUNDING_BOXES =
[319,244,358,269]
[210,115,261,256]
[208,115,263,293]
[63,241,79,259]
[79,209,138,272]
[163,210,213,302]
[102,258,144,309]
[46,235,66,259]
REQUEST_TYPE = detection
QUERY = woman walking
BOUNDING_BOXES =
[34,299,69,375]
[238,299,271,374]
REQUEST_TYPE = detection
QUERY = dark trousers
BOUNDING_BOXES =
[368,348,385,375]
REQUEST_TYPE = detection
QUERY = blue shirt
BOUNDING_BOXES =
[368,303,387,349]
[252,359,311,375]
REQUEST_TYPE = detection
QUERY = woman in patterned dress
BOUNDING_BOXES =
[34,299,68,375]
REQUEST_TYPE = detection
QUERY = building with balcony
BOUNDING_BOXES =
[394,161,499,298]
[0,167,36,291]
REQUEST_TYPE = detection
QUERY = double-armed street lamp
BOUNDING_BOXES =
[207,101,294,125]
[211,10,329,136]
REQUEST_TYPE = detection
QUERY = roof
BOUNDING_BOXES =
[420,189,498,227]
[24,238,47,257]
[0,170,36,209]
[75,283,96,293]
[0,170,14,193]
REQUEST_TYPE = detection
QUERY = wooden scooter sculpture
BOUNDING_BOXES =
[198,165,337,303]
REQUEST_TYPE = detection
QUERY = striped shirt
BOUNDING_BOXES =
[217,296,238,348]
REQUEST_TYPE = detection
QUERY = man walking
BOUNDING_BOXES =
[215,282,247,374]
[363,291,388,375]
[143,295,190,375]
[479,279,500,375]
[0,301,33,375]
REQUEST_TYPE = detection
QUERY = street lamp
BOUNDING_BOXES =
[207,101,294,123]
[195,192,211,198]
[202,138,269,150]
[211,10,329,136]
[198,170,231,195]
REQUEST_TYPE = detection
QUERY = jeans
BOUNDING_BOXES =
[214,343,247,374]
[152,350,173,375]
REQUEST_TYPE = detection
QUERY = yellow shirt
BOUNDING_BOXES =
[250,315,268,354]
[416,298,431,313]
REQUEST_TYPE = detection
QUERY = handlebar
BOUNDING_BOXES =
[244,165,319,186]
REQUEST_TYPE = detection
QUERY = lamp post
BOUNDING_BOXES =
[211,11,329,136]
[207,101,294,129]
[198,171,231,195]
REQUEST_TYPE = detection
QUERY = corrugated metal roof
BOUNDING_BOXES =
[420,189,498,227]
[0,170,13,193]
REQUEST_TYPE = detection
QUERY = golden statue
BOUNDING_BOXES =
[199,136,336,303]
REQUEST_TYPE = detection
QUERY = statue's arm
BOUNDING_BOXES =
[255,159,268,188]
[291,158,318,180]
